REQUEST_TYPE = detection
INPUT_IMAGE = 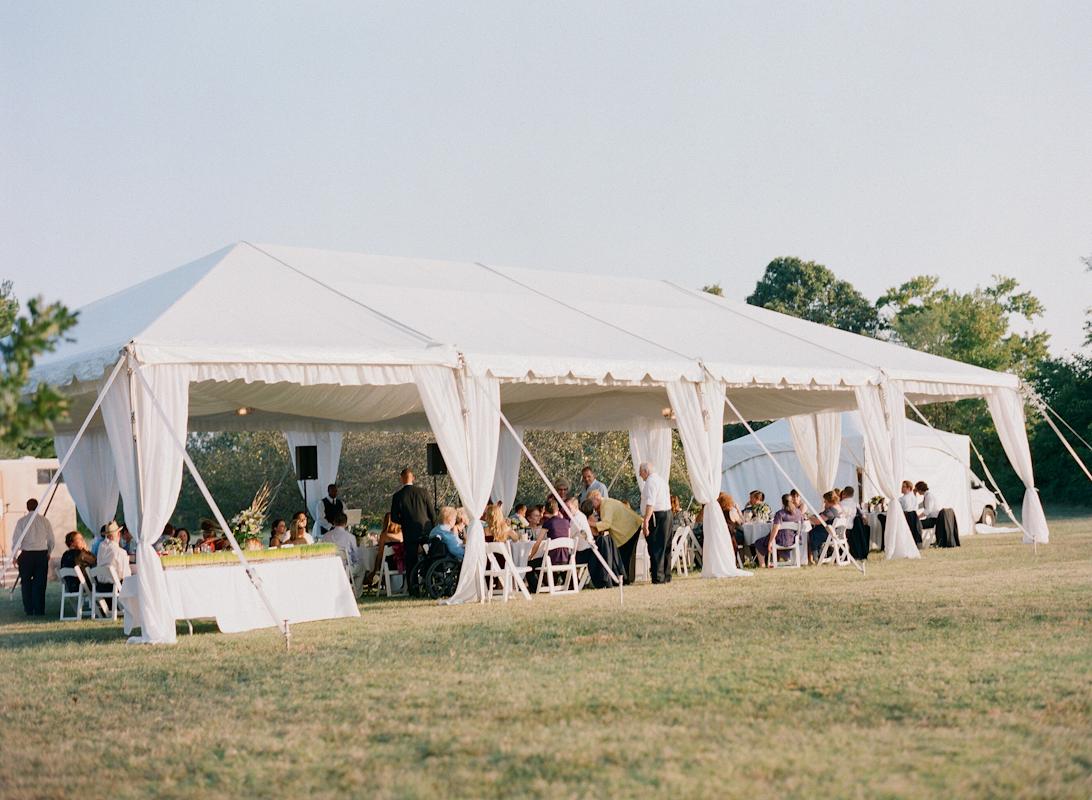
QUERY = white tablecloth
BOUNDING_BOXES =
[119,556,360,635]
[359,544,379,572]
[741,521,809,564]
[866,513,884,550]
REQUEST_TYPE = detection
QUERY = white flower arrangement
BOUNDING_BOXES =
[751,502,771,522]
[230,483,271,544]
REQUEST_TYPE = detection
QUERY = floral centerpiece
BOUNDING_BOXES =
[159,536,185,555]
[351,522,379,547]
[230,482,271,550]
[750,501,771,523]
[868,496,887,513]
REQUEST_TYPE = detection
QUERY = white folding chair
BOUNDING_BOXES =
[535,537,579,595]
[58,567,93,621]
[89,564,122,620]
[669,526,692,576]
[770,522,802,568]
[817,517,853,566]
[378,545,407,597]
[337,549,365,598]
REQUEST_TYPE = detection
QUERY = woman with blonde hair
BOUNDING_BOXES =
[364,512,404,586]
[485,504,516,543]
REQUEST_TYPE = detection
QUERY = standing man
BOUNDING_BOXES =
[318,484,344,538]
[578,466,609,502]
[587,490,642,585]
[639,462,672,584]
[13,498,55,616]
[390,468,435,593]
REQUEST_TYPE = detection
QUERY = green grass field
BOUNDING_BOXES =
[2,519,1090,799]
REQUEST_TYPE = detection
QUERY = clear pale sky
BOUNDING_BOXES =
[2,1,1090,353]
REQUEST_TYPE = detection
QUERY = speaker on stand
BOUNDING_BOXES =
[295,445,319,515]
[426,442,447,515]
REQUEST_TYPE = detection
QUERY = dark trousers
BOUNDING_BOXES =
[402,526,423,592]
[18,550,49,616]
[646,511,671,583]
[617,532,640,585]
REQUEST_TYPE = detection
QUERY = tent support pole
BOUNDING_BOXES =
[131,363,289,646]
[722,393,864,574]
[9,356,126,559]
[1022,387,1092,484]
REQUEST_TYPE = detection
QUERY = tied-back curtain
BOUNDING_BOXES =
[629,418,672,491]
[787,412,842,500]
[986,388,1049,544]
[283,430,343,537]
[667,377,749,578]
[102,361,190,644]
[54,427,120,533]
[491,424,524,511]
[854,382,920,560]
[413,365,501,604]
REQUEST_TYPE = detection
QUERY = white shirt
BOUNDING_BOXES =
[578,479,609,502]
[640,472,671,514]
[322,526,359,565]
[840,499,859,518]
[568,509,594,550]
[899,492,919,513]
[97,539,131,581]
[13,512,54,553]
[920,491,940,518]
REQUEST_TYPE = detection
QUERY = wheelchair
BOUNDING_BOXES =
[408,535,463,600]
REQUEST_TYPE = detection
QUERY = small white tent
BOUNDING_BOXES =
[722,412,975,535]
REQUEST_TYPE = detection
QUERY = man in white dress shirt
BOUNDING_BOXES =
[95,520,131,592]
[13,498,55,616]
[639,462,672,584]
[322,512,359,566]
[898,480,919,513]
[578,466,609,503]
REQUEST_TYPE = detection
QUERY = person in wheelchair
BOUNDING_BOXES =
[409,506,465,599]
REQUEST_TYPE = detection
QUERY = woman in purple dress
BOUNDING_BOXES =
[754,494,804,568]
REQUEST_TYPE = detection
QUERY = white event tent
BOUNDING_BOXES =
[21,242,1049,644]
[722,412,975,535]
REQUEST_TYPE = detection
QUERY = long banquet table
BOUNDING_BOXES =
[119,555,360,635]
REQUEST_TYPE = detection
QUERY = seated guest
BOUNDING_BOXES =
[196,520,219,552]
[509,503,530,530]
[365,513,404,585]
[915,481,940,526]
[567,496,593,547]
[754,494,803,568]
[96,521,131,588]
[839,487,860,519]
[587,490,643,585]
[119,525,136,557]
[322,512,359,565]
[552,479,570,504]
[528,498,572,590]
[717,492,745,562]
[59,531,96,591]
[286,511,314,545]
[429,506,465,560]
[153,523,175,551]
[175,528,192,553]
[90,524,106,557]
[741,490,766,518]
[525,505,545,540]
[485,505,517,543]
[268,518,287,549]
[670,494,694,531]
[454,507,471,539]
[899,480,918,513]
[807,490,844,564]
[789,489,804,514]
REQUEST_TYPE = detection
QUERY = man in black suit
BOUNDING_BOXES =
[389,468,435,593]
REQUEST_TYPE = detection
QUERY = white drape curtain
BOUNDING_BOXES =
[986,387,1049,544]
[491,424,524,511]
[787,412,842,499]
[54,427,120,532]
[854,382,920,560]
[102,361,190,644]
[667,377,749,578]
[413,365,501,604]
[283,430,343,536]
[629,418,672,490]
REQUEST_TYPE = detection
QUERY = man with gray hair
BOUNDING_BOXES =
[639,462,672,584]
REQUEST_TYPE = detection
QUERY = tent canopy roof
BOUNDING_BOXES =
[722,411,970,470]
[33,243,1019,431]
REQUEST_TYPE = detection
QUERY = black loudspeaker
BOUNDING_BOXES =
[426,442,447,476]
[295,445,319,481]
